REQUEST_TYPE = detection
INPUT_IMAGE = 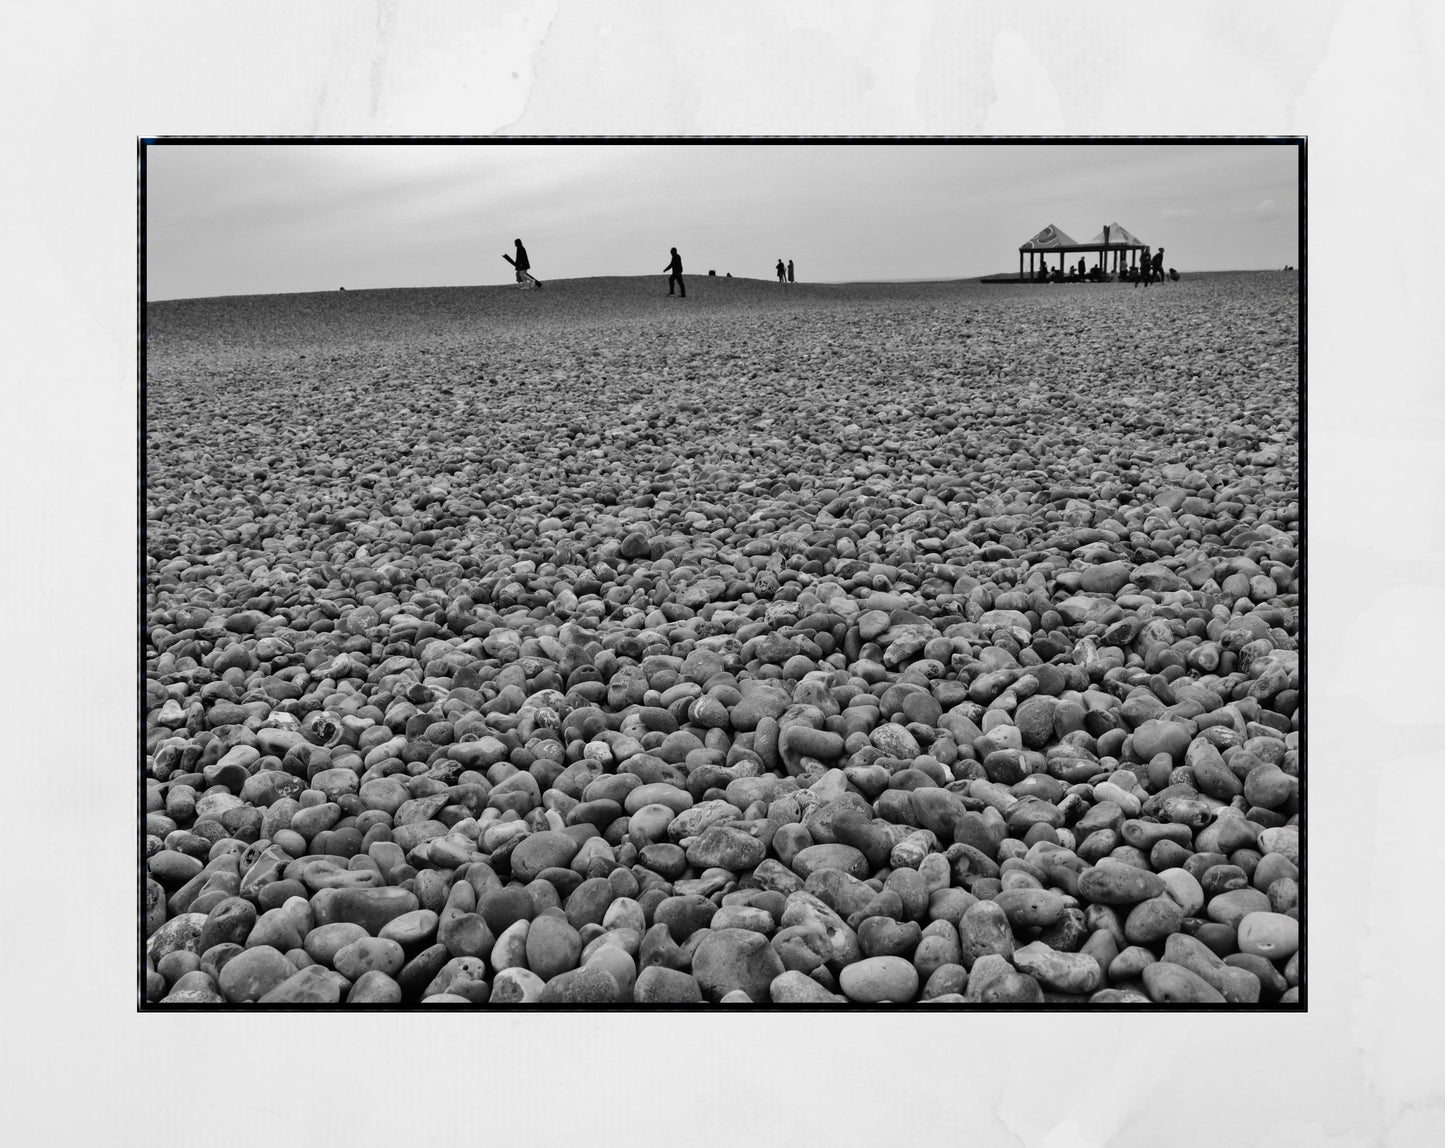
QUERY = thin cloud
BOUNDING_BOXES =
[1161,207,1197,220]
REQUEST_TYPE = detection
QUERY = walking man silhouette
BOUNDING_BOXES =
[513,238,533,288]
[776,259,786,284]
[1153,247,1165,284]
[665,247,685,297]
[787,259,795,283]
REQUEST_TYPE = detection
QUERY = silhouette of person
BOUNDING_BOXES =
[1169,267,1180,282]
[665,247,685,297]
[787,259,795,283]
[776,259,786,284]
[513,238,531,287]
[1136,246,1152,288]
[1153,248,1165,283]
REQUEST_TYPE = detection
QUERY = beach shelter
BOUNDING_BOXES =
[1017,221,1152,280]
[1084,222,1149,274]
[1018,223,1082,279]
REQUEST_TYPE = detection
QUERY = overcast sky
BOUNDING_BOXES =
[145,141,1299,299]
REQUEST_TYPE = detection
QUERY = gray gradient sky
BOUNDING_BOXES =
[145,142,1300,299]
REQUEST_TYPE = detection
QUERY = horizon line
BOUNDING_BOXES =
[146,267,1294,304]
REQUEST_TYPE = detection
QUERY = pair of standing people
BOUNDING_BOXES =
[775,258,795,284]
[1134,246,1166,287]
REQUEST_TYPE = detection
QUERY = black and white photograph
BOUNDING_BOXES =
[141,139,1302,1009]
[8,0,1443,1143]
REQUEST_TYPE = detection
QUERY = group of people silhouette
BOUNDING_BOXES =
[513,236,1189,296]
[512,239,798,298]
[1028,243,1178,286]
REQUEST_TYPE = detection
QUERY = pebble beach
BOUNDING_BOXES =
[144,271,1301,1006]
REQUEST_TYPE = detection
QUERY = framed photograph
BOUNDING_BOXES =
[141,138,1302,1010]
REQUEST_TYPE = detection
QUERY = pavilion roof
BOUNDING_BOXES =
[1018,223,1080,251]
[1084,222,1146,247]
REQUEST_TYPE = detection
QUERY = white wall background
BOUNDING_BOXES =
[1,2,1439,1145]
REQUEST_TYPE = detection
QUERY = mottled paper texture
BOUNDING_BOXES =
[6,0,1441,1144]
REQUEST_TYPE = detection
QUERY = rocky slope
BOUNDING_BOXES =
[144,272,1301,1005]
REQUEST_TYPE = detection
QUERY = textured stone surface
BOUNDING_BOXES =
[144,274,1300,1008]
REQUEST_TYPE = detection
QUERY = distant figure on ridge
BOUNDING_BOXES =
[776,259,786,284]
[787,259,795,283]
[514,239,531,286]
[506,238,542,289]
[665,247,686,297]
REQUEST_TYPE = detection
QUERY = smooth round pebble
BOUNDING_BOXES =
[838,956,919,1003]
